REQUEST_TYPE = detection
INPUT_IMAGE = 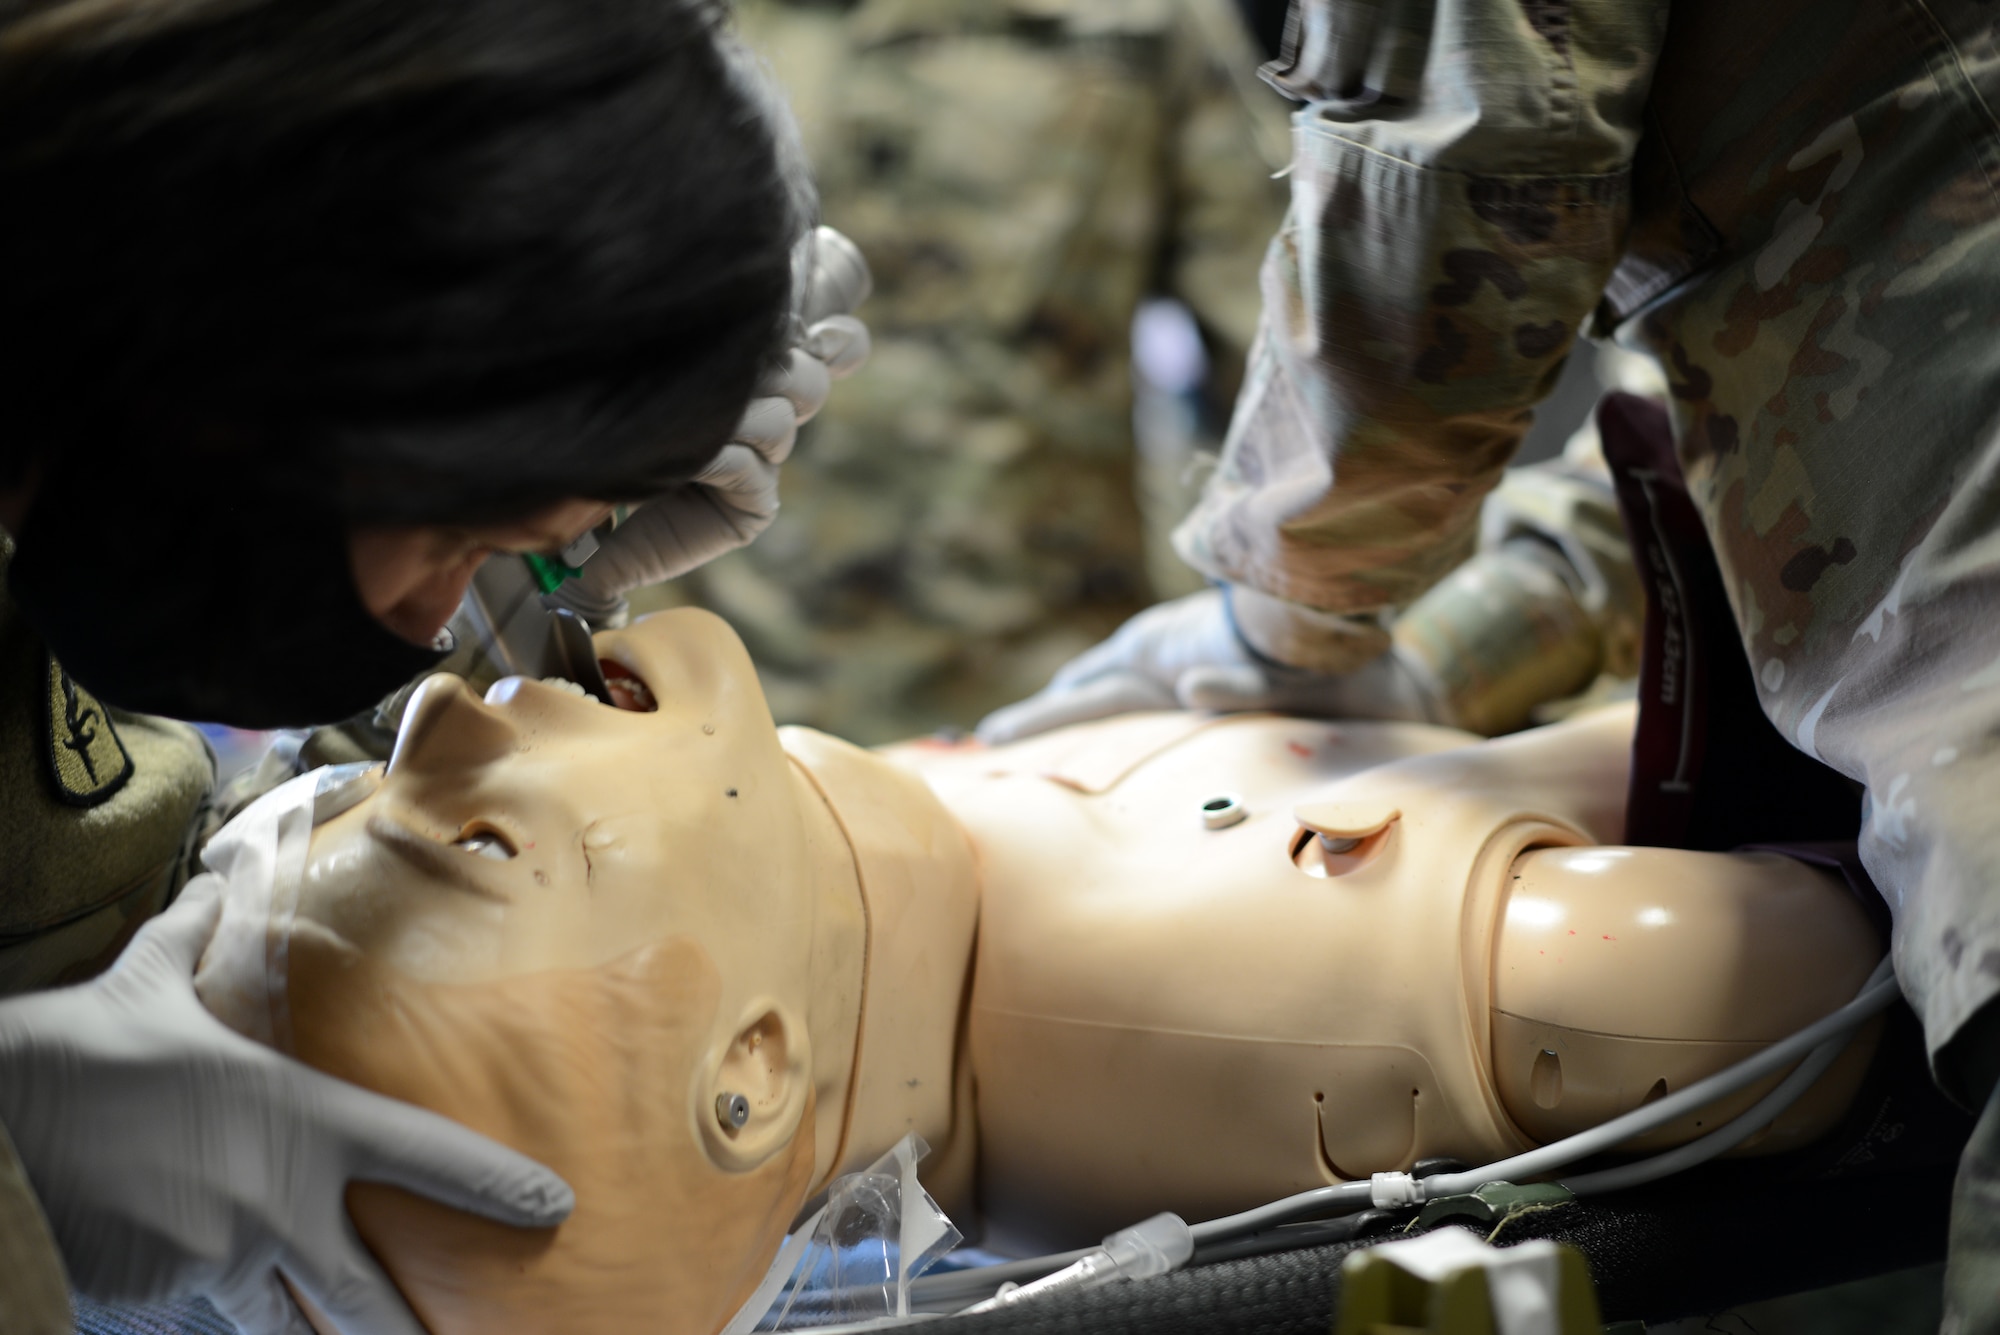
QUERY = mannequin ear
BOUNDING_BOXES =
[702,1004,810,1171]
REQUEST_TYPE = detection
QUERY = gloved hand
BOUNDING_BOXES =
[549,226,873,624]
[974,587,1437,744]
[0,877,574,1335]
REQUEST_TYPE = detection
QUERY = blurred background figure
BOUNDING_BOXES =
[637,0,1291,742]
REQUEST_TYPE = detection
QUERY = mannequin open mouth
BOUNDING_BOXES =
[537,661,658,713]
[601,660,657,712]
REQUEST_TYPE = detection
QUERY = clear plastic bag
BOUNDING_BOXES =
[722,1133,963,1332]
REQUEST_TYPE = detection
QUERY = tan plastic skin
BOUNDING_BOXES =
[192,609,1882,1332]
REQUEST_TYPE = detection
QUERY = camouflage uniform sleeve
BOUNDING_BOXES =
[0,1120,70,1335]
[1172,0,1667,673]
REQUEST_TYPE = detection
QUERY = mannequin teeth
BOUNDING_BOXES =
[539,677,590,698]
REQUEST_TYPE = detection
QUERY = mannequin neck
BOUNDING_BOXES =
[782,728,980,1193]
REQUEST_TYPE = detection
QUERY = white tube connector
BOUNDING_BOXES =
[959,1213,1193,1314]
[1369,1172,1424,1210]
[1100,1211,1197,1279]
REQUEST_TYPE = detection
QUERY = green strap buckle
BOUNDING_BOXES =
[521,551,585,595]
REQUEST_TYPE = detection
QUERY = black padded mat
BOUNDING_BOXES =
[913,1161,1957,1334]
[66,1171,1958,1335]
[74,1008,1968,1334]
[73,1297,233,1335]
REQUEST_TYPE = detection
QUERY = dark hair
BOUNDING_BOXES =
[0,0,812,525]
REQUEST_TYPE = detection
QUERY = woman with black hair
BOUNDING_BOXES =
[0,1,859,1330]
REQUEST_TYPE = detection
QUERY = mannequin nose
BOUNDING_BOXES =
[388,674,521,775]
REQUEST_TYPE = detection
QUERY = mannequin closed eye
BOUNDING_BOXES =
[454,827,516,861]
[366,816,518,902]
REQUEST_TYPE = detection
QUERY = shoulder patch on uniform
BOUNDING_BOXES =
[42,652,134,808]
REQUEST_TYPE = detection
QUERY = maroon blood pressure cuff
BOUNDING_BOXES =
[1597,391,1862,856]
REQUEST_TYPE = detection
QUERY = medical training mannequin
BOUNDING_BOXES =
[190,608,1881,1335]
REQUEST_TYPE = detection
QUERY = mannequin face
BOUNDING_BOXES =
[301,608,819,998]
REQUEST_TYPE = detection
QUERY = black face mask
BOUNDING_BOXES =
[7,454,449,730]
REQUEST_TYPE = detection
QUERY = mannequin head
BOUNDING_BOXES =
[203,608,882,1334]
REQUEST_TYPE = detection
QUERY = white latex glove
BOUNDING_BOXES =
[558,436,788,621]
[975,588,1437,744]
[549,227,873,623]
[0,878,573,1335]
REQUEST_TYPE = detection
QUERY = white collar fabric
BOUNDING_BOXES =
[191,763,381,1051]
